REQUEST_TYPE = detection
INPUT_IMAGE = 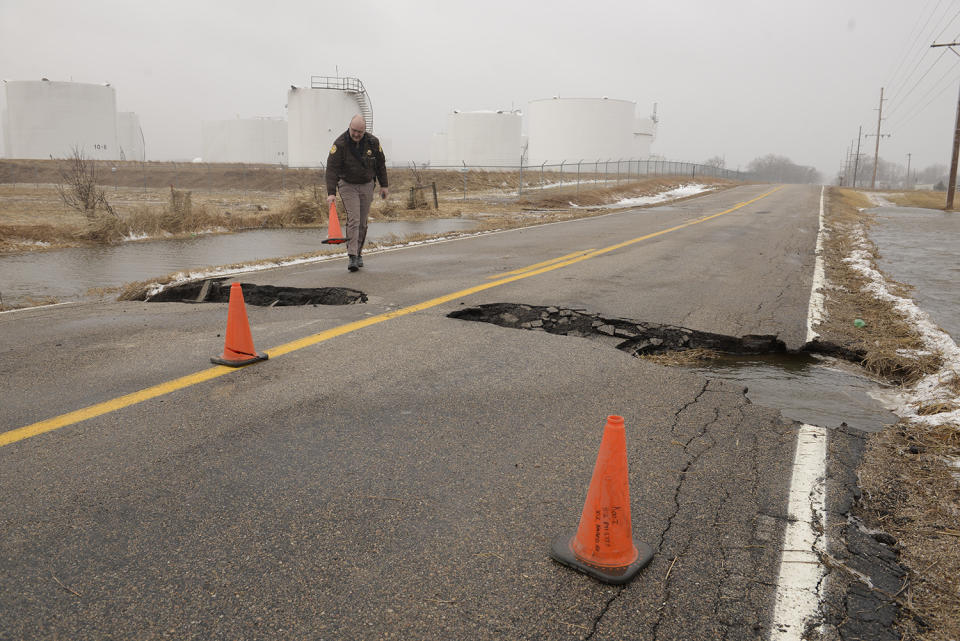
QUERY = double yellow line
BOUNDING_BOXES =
[0,186,782,448]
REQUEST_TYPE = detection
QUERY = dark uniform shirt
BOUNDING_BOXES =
[325,130,388,196]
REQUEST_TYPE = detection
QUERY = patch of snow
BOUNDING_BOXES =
[843,226,960,431]
[606,183,716,208]
[865,193,895,207]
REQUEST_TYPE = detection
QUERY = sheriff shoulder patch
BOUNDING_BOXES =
[329,144,337,154]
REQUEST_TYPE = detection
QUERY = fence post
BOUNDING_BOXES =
[518,156,523,196]
[577,160,582,197]
[560,160,566,186]
[462,161,467,202]
[432,182,438,209]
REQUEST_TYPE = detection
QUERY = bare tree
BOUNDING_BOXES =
[56,147,117,219]
[704,155,726,169]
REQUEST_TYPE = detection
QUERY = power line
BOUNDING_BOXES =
[887,58,960,130]
[886,0,943,90]
[886,0,956,106]
[886,47,950,118]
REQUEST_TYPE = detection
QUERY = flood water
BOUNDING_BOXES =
[682,202,960,433]
[685,353,897,432]
[868,205,960,338]
[0,219,477,306]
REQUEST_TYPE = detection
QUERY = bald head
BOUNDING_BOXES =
[348,115,366,142]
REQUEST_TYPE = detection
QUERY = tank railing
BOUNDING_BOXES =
[310,76,373,132]
[310,76,366,93]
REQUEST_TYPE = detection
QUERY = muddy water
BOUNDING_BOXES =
[868,205,960,338]
[0,219,477,306]
[685,353,897,432]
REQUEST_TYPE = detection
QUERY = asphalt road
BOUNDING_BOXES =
[1,183,823,640]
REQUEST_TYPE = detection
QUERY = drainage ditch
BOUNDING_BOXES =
[448,303,896,431]
[145,279,367,306]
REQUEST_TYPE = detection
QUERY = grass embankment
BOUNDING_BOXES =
[825,188,959,641]
[880,190,951,210]
[0,158,732,253]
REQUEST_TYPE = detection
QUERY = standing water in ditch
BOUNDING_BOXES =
[0,219,477,306]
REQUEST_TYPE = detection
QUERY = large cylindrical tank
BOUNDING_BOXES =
[2,80,118,160]
[287,86,364,168]
[117,112,145,162]
[201,118,288,164]
[435,110,522,167]
[526,97,643,165]
[632,115,657,159]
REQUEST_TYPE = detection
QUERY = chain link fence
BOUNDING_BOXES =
[0,157,748,199]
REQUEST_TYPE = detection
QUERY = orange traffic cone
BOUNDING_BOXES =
[322,201,349,244]
[550,415,654,584]
[210,283,269,367]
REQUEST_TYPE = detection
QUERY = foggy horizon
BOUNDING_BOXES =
[2,0,958,179]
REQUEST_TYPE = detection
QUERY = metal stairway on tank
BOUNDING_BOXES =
[310,76,374,133]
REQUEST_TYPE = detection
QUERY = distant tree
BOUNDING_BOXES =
[917,164,948,186]
[703,156,725,169]
[746,154,822,184]
[55,147,117,219]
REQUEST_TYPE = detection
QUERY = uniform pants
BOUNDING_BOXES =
[338,180,375,257]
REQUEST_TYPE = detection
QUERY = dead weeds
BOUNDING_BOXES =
[824,187,960,641]
[856,420,960,641]
[819,188,942,385]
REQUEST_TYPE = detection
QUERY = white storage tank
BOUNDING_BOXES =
[526,97,649,165]
[433,110,522,167]
[2,79,118,160]
[201,117,288,164]
[117,112,145,162]
[287,76,374,168]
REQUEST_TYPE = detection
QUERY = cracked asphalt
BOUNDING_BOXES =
[1,184,831,639]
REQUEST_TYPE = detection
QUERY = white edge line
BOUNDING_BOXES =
[770,423,827,641]
[771,185,829,640]
[805,185,827,343]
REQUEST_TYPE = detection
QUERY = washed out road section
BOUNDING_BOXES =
[0,184,815,640]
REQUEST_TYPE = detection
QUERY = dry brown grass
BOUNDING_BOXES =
[638,348,722,366]
[856,421,960,641]
[823,187,960,641]
[880,190,950,210]
[818,188,942,385]
[1,171,732,253]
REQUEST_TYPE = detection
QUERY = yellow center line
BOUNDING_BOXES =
[0,186,782,448]
[486,249,595,278]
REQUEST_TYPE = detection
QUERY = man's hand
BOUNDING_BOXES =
[380,187,389,200]
[326,195,336,206]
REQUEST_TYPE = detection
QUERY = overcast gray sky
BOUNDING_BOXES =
[2,0,958,177]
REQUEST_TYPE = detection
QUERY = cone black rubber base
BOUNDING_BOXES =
[211,352,269,367]
[321,237,349,245]
[550,534,654,585]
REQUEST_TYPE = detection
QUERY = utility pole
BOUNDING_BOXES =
[906,153,912,189]
[853,126,863,188]
[931,41,960,209]
[871,88,886,189]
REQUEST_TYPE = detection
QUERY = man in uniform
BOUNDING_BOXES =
[326,115,389,271]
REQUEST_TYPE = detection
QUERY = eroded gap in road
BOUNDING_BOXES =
[145,279,367,306]
[449,303,897,431]
[449,302,788,356]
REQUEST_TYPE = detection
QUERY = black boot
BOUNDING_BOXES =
[348,255,358,272]
[356,254,364,268]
